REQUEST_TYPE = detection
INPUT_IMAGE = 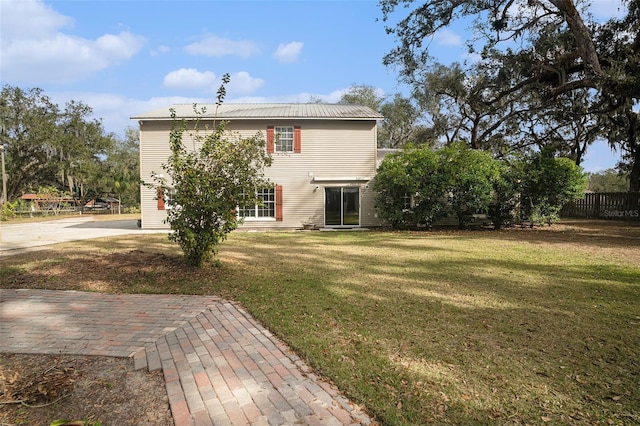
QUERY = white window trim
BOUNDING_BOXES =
[164,188,178,210]
[274,126,294,153]
[238,188,276,221]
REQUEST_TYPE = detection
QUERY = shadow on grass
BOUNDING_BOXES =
[216,230,639,424]
[1,226,639,425]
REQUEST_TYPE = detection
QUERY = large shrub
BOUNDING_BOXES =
[438,142,503,229]
[151,76,273,266]
[375,145,446,228]
[488,160,521,230]
[519,148,587,225]
[374,144,586,229]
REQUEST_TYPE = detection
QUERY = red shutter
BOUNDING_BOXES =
[157,188,165,210]
[294,126,301,153]
[275,185,283,221]
[267,126,275,153]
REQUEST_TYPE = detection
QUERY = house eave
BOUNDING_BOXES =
[312,176,372,182]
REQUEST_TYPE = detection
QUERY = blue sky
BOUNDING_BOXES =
[0,0,629,172]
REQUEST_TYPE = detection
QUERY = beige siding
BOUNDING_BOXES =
[137,118,382,229]
[361,177,384,227]
[139,122,174,229]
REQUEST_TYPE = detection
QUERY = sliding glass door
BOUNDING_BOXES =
[325,187,360,227]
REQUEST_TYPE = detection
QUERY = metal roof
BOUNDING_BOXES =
[132,103,383,121]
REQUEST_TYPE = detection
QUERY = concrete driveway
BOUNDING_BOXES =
[0,216,165,255]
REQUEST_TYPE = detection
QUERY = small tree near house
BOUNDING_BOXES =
[150,75,273,266]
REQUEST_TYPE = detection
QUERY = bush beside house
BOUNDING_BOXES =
[375,144,587,229]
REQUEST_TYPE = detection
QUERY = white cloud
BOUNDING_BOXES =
[151,45,171,56]
[185,35,260,58]
[228,72,264,94]
[273,41,304,63]
[325,89,350,103]
[435,29,462,47]
[163,68,217,91]
[0,0,145,85]
[162,69,263,95]
[0,0,72,38]
[95,32,144,58]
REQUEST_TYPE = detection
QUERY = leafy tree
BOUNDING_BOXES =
[408,124,440,149]
[376,143,504,229]
[380,0,640,189]
[0,86,60,200]
[306,95,324,104]
[599,101,640,192]
[378,94,422,148]
[438,142,503,228]
[520,91,598,166]
[393,16,602,161]
[375,145,446,228]
[617,112,640,192]
[338,84,384,111]
[57,100,115,210]
[587,168,629,192]
[375,144,584,229]
[105,126,140,208]
[339,84,424,149]
[519,149,587,224]
[0,85,121,206]
[374,151,415,227]
[412,62,528,152]
[152,75,273,266]
[381,0,603,93]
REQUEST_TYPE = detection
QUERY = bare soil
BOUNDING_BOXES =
[0,354,173,426]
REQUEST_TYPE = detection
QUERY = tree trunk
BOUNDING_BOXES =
[629,151,640,192]
[626,110,640,192]
[549,0,603,76]
[628,136,640,192]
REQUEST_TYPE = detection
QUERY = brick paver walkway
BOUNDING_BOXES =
[0,289,372,426]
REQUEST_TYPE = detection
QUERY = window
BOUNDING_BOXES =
[239,188,276,219]
[165,188,176,209]
[275,127,293,152]
[267,126,301,154]
[157,187,177,211]
[401,193,412,212]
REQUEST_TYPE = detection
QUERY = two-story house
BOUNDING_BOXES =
[132,104,384,229]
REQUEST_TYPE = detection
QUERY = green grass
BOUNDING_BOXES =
[2,222,639,425]
[216,231,639,425]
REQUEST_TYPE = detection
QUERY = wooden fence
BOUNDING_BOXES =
[561,192,640,220]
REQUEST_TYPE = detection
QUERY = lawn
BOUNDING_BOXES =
[1,220,639,425]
